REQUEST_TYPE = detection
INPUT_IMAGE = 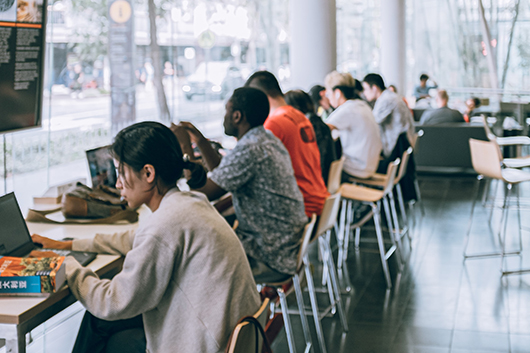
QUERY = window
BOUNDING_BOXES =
[1,0,290,209]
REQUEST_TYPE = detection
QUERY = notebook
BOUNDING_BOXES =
[0,192,97,266]
[86,145,117,188]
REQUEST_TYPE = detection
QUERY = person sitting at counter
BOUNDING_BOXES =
[172,87,308,284]
[324,71,382,180]
[31,121,260,353]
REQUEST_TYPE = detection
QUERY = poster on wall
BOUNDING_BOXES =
[0,0,46,134]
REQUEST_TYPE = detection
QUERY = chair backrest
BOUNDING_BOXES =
[327,157,345,194]
[469,138,503,180]
[226,298,270,353]
[296,214,318,271]
[482,115,497,142]
[410,131,422,149]
[315,193,342,238]
[382,159,400,195]
[394,147,413,185]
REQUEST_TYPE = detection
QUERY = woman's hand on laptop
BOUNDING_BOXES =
[31,234,73,250]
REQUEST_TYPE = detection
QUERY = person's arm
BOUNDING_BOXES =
[178,121,222,171]
[32,230,135,256]
[327,123,337,131]
[32,234,72,250]
[66,232,178,321]
[192,178,228,201]
[170,123,195,180]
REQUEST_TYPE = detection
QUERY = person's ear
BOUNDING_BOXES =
[232,110,243,125]
[144,164,156,184]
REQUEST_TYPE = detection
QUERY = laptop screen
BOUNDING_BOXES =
[86,145,117,188]
[0,193,35,257]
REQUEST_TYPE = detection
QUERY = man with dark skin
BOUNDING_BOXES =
[172,87,307,283]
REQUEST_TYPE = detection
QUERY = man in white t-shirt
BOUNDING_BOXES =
[325,71,382,179]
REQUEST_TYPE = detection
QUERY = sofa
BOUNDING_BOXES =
[413,123,488,174]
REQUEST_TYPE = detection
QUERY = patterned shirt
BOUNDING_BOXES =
[210,126,307,274]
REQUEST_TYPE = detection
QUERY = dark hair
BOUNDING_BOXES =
[388,84,398,93]
[230,87,270,128]
[471,97,481,108]
[110,121,206,190]
[333,79,363,100]
[309,85,325,107]
[285,89,315,115]
[244,70,284,98]
[420,74,429,81]
[362,73,386,91]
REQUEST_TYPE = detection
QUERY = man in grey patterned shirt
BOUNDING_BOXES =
[172,87,307,283]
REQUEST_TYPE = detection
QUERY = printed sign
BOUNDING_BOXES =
[0,0,46,133]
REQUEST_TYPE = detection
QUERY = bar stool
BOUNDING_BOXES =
[339,159,401,289]
[348,147,413,248]
[482,115,530,151]
[465,139,530,276]
[260,215,317,353]
[292,194,346,353]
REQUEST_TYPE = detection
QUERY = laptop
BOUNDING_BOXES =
[86,145,117,188]
[0,193,97,266]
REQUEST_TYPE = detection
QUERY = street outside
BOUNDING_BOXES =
[2,83,234,210]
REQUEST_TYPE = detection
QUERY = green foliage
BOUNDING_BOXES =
[0,127,111,177]
[63,0,109,64]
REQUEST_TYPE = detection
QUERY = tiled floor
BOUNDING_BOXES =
[272,174,530,353]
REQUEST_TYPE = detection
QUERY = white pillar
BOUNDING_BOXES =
[289,0,336,90]
[381,0,406,93]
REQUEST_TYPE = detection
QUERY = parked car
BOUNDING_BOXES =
[182,61,245,100]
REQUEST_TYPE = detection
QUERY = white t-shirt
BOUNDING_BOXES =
[327,99,382,178]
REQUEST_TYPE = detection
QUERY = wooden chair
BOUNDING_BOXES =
[465,139,530,276]
[226,298,270,353]
[482,115,530,151]
[327,157,345,194]
[339,159,402,289]
[349,147,413,247]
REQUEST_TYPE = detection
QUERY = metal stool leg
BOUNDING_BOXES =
[320,233,349,332]
[278,287,298,353]
[395,184,408,223]
[414,178,425,216]
[354,227,361,249]
[373,202,392,289]
[382,196,404,269]
[389,191,407,264]
[293,274,313,353]
[304,255,327,353]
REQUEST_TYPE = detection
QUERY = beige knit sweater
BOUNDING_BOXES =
[65,189,260,353]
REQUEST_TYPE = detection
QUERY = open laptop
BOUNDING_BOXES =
[86,145,117,188]
[0,193,97,266]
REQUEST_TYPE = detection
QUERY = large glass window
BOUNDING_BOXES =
[1,0,290,210]
[336,0,530,107]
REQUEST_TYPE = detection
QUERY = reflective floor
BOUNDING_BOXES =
[272,175,530,353]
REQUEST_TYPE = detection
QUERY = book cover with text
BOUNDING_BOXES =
[0,256,66,296]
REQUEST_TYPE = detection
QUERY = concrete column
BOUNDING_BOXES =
[289,0,336,90]
[381,0,406,93]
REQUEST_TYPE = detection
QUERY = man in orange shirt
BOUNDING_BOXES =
[245,71,328,217]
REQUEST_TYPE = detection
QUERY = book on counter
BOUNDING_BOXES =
[0,256,66,296]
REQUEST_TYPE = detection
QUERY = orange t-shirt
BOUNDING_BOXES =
[264,106,329,217]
